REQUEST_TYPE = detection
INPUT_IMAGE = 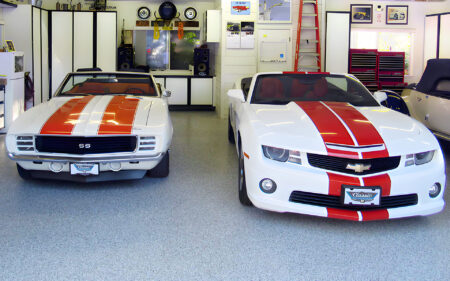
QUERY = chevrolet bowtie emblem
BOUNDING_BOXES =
[346,163,371,173]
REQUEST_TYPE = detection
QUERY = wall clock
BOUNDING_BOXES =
[138,7,151,20]
[184,7,197,20]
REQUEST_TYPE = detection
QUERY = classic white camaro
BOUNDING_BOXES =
[6,71,173,182]
[228,72,446,221]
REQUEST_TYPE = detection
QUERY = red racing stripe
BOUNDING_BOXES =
[296,102,355,146]
[362,150,389,159]
[40,96,95,135]
[361,209,389,221]
[324,102,389,158]
[98,96,140,135]
[326,148,359,159]
[363,174,391,196]
[327,208,359,221]
[327,172,360,196]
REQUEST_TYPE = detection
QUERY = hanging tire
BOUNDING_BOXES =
[228,115,235,144]
[238,145,253,206]
[17,164,32,180]
[148,151,169,178]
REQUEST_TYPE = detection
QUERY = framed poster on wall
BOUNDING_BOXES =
[231,1,251,15]
[259,0,291,23]
[386,5,408,25]
[350,4,373,24]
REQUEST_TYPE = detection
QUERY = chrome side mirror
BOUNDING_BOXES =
[162,90,172,98]
[373,91,388,103]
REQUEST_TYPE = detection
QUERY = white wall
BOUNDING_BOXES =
[325,0,450,83]
[216,0,324,118]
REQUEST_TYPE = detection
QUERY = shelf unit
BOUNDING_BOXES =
[349,49,378,93]
[378,51,407,94]
[349,49,407,94]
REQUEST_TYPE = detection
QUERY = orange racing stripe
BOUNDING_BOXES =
[40,96,95,135]
[97,96,140,135]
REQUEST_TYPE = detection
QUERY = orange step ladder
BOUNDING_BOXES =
[294,0,322,72]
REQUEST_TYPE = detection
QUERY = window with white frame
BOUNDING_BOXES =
[351,29,414,75]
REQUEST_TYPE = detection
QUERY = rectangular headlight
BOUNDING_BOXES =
[262,145,302,165]
[414,151,434,165]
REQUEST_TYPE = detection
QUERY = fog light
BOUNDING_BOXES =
[109,162,122,172]
[49,162,64,173]
[259,178,277,194]
[429,183,441,198]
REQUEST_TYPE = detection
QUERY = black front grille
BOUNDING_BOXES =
[35,136,137,154]
[289,191,418,210]
[308,153,401,175]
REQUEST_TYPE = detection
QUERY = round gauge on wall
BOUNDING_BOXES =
[137,7,151,20]
[184,7,197,20]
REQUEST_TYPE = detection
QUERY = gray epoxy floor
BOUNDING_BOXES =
[0,111,449,281]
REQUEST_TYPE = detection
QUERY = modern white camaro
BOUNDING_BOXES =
[6,71,173,182]
[228,72,446,221]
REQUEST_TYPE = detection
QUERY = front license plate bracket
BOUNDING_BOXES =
[70,163,99,176]
[341,185,381,206]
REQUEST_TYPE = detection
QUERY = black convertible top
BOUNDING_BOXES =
[416,59,450,97]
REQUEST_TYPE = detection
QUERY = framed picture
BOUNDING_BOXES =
[231,1,251,16]
[350,4,373,24]
[5,40,15,52]
[386,5,408,25]
[259,0,291,23]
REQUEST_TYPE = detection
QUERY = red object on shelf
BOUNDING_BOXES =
[349,49,406,93]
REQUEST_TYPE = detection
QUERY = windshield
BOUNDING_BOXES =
[58,73,158,97]
[251,74,379,106]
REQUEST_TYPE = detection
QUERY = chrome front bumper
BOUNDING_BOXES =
[8,152,164,163]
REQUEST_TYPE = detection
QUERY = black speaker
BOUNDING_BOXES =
[194,49,210,76]
[118,47,134,71]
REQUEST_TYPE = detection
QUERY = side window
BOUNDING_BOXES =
[241,77,252,100]
[435,79,450,92]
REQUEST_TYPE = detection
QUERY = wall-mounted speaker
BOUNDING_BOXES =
[118,46,134,71]
[194,48,209,76]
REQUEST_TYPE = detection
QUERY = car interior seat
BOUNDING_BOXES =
[312,77,328,98]
[290,79,311,98]
[258,78,284,99]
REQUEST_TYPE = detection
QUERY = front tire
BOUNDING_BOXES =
[238,146,253,206]
[17,164,32,180]
[148,151,169,178]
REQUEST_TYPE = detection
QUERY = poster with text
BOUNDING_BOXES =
[226,22,241,49]
[240,21,255,49]
[231,1,251,15]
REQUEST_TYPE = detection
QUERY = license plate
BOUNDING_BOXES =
[70,163,99,176]
[342,186,381,206]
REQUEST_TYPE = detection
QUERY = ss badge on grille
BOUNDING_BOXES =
[346,163,371,173]
[79,143,91,149]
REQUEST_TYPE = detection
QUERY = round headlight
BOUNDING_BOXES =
[262,146,289,162]
[429,183,441,198]
[259,178,277,194]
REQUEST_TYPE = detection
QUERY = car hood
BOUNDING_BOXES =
[8,95,164,136]
[249,101,439,157]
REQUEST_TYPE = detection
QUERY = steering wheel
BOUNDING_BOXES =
[124,87,146,94]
